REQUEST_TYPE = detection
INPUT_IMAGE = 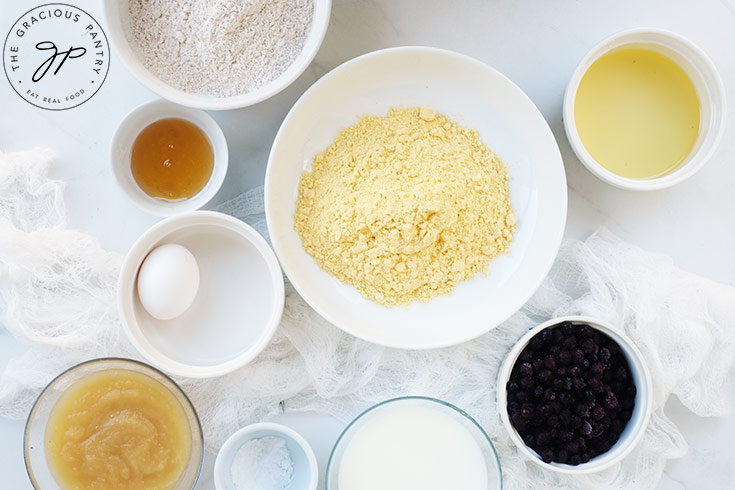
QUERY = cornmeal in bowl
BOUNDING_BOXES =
[294,106,516,306]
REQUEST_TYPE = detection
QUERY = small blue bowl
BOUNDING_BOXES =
[214,422,318,490]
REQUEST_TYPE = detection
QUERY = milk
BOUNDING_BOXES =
[337,402,489,490]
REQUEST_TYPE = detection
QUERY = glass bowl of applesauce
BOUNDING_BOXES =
[326,396,502,490]
[24,358,203,490]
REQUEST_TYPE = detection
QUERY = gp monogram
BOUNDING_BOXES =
[3,3,110,110]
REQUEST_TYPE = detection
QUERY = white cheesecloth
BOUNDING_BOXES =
[1,150,734,489]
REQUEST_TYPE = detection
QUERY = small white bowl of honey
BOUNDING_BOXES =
[111,100,228,216]
[563,28,726,191]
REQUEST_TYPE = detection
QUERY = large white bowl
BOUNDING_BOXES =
[265,47,567,349]
[102,0,332,110]
[118,211,285,378]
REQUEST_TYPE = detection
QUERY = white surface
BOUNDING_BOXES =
[266,46,567,349]
[563,28,727,191]
[118,212,285,378]
[111,100,229,215]
[1,0,734,488]
[497,316,653,475]
[102,0,333,110]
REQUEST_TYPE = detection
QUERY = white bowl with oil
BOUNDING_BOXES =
[111,100,228,216]
[563,28,726,191]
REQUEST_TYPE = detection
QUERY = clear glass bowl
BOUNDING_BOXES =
[24,358,204,489]
[326,396,502,489]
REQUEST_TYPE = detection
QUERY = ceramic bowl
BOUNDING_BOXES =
[111,100,228,216]
[326,396,502,489]
[563,28,726,190]
[214,423,318,490]
[497,316,653,474]
[102,0,332,110]
[24,358,203,489]
[118,211,284,378]
[265,46,567,349]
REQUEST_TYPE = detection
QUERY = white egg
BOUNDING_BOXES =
[137,243,200,321]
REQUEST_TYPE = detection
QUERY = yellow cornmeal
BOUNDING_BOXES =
[294,106,516,306]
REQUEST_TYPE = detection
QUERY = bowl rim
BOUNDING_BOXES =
[23,357,204,489]
[496,315,653,474]
[324,395,503,489]
[265,45,568,349]
[101,0,333,110]
[110,99,229,217]
[214,422,319,490]
[562,27,727,191]
[117,211,285,378]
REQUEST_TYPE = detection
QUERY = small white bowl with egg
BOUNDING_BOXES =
[118,211,284,378]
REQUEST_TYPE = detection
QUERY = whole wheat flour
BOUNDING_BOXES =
[127,0,314,97]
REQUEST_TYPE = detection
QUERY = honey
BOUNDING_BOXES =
[131,118,214,200]
[574,47,700,179]
[45,368,192,490]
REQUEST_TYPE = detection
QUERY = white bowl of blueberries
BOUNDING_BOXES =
[498,316,653,474]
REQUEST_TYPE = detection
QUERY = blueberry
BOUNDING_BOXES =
[599,347,611,363]
[507,380,519,393]
[560,429,574,441]
[580,452,592,463]
[520,377,534,390]
[569,365,582,377]
[572,377,586,391]
[558,350,572,365]
[533,385,544,399]
[592,404,606,420]
[532,358,544,371]
[563,336,577,349]
[544,388,557,401]
[569,454,582,465]
[536,430,550,446]
[556,366,567,377]
[515,391,529,403]
[590,422,604,438]
[603,391,619,410]
[508,401,520,413]
[588,377,604,392]
[536,368,552,384]
[574,403,589,418]
[590,362,605,377]
[519,350,534,363]
[521,403,534,419]
[547,415,560,427]
[580,420,592,436]
[523,433,535,446]
[541,448,555,463]
[538,403,552,416]
[581,338,598,354]
[579,324,594,338]
[544,354,557,370]
[519,362,533,377]
[556,448,569,463]
[571,349,585,363]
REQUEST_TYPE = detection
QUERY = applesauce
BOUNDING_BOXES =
[45,368,192,490]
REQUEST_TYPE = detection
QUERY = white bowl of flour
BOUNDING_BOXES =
[103,0,331,110]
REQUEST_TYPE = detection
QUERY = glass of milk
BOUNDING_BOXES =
[326,397,502,490]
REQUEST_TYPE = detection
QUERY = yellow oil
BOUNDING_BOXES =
[45,369,192,490]
[574,47,700,179]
